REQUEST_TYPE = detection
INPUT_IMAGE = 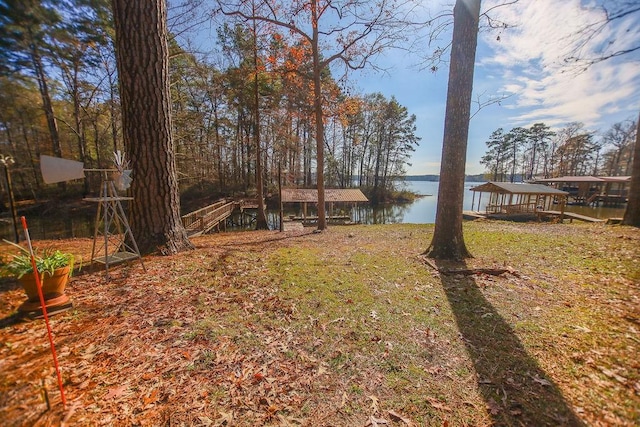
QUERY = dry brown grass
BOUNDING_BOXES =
[0,221,638,426]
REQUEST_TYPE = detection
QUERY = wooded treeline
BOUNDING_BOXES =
[0,0,419,207]
[480,120,636,181]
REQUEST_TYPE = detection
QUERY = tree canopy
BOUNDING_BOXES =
[0,0,420,224]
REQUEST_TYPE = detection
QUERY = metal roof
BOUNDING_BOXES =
[470,182,568,195]
[534,176,604,183]
[600,176,631,182]
[281,188,369,203]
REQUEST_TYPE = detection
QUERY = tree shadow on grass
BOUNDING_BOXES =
[434,260,584,426]
[0,278,23,328]
[0,277,21,294]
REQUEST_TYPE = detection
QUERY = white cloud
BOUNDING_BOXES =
[480,0,640,129]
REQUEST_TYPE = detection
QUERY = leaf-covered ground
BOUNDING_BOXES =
[0,221,638,426]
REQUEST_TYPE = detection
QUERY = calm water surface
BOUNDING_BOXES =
[396,180,482,223]
[393,180,625,224]
[0,180,626,240]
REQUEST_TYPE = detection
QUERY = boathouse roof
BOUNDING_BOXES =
[534,175,631,183]
[281,188,369,203]
[470,182,568,195]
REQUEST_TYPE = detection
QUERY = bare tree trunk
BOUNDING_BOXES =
[252,12,268,229]
[425,0,481,260]
[68,64,92,194]
[30,47,62,159]
[622,111,640,226]
[311,0,327,230]
[111,0,193,255]
[105,53,120,155]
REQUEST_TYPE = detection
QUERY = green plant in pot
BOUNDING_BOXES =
[1,241,75,304]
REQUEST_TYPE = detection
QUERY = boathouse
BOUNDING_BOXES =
[533,176,630,206]
[280,188,368,224]
[469,182,568,217]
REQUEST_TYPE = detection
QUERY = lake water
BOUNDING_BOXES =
[347,180,488,225]
[395,180,482,223]
[278,181,490,226]
[383,180,625,224]
[0,181,626,241]
[387,180,625,224]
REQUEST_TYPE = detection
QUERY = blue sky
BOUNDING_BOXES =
[181,0,639,176]
[350,0,640,175]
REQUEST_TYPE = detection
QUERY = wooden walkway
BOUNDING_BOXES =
[463,209,606,223]
[538,210,605,223]
[463,211,487,220]
[181,198,265,236]
[181,199,236,237]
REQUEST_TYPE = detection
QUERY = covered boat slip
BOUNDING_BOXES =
[280,188,369,225]
[469,182,568,217]
[533,175,631,207]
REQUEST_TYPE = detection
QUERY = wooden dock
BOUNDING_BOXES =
[462,209,606,223]
[463,211,487,220]
[538,210,605,223]
[282,221,304,232]
[181,199,236,236]
[181,198,269,235]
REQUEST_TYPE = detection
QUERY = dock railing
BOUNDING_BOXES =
[486,202,538,215]
[181,199,236,236]
[504,202,538,214]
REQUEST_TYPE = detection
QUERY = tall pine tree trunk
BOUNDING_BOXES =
[111,0,193,254]
[425,0,481,259]
[622,111,640,226]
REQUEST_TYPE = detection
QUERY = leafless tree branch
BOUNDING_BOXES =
[562,1,640,72]
[470,91,514,120]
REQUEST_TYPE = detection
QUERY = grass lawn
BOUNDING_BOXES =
[0,221,638,426]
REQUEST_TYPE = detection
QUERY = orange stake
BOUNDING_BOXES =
[20,216,67,409]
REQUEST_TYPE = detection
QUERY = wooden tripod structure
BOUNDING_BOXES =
[85,178,145,277]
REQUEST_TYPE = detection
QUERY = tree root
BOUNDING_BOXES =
[422,257,520,277]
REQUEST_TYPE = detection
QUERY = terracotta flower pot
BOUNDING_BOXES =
[19,266,71,302]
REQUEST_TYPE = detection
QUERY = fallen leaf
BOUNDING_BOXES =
[143,389,158,405]
[599,367,628,384]
[316,364,328,376]
[388,410,415,426]
[214,410,233,426]
[198,415,213,426]
[60,399,81,427]
[365,415,389,427]
[368,395,380,413]
[425,366,440,375]
[277,413,305,426]
[487,398,501,415]
[77,379,92,390]
[141,371,156,380]
[268,404,279,414]
[426,397,452,412]
[104,385,127,400]
[531,374,552,386]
